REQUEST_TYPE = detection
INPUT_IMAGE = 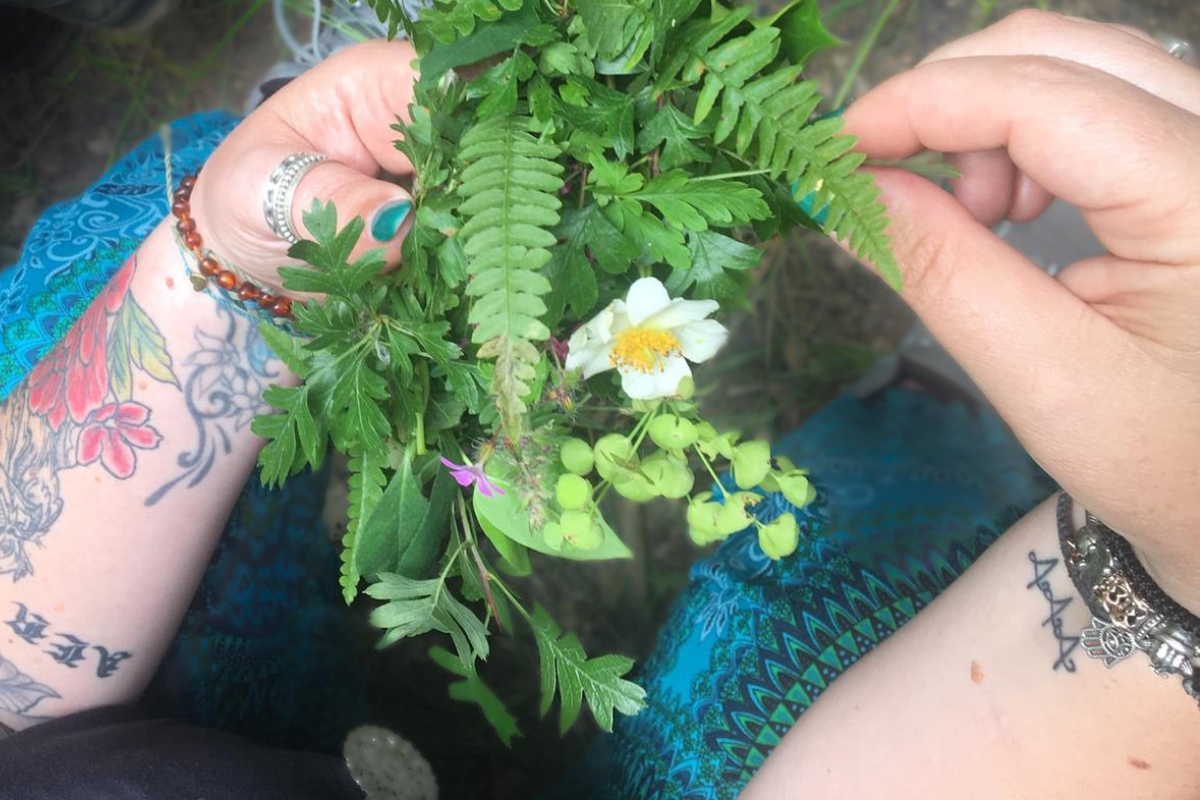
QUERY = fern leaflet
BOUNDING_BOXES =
[657,15,899,287]
[457,115,564,434]
[340,448,387,604]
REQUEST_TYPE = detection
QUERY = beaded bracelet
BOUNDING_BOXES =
[170,173,297,329]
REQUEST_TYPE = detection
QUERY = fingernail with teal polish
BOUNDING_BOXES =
[815,105,847,122]
[371,199,412,241]
[792,179,830,226]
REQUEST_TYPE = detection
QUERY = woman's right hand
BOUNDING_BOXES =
[841,11,1200,605]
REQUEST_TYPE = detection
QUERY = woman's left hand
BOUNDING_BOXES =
[187,38,419,291]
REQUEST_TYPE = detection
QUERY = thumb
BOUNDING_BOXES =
[858,167,1121,444]
[292,160,414,268]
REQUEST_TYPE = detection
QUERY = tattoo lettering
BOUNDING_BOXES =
[5,602,50,644]
[0,255,177,581]
[45,634,89,669]
[6,602,133,679]
[1027,551,1082,673]
[146,305,280,506]
[93,646,133,678]
[0,649,59,719]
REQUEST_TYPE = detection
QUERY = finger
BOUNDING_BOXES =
[854,167,1127,480]
[268,38,418,178]
[1054,256,1200,353]
[1008,171,1054,223]
[842,56,1200,265]
[920,9,1200,115]
[947,148,1016,226]
[293,160,413,266]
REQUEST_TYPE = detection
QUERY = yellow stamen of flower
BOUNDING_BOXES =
[610,328,681,373]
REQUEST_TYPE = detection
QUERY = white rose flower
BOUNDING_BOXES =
[565,277,728,400]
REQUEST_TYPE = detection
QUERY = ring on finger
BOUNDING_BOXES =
[263,152,330,245]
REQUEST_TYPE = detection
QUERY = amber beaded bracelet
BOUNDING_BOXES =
[171,172,295,323]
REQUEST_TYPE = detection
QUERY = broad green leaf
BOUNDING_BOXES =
[473,477,633,562]
[429,646,521,747]
[765,0,842,66]
[418,2,540,85]
[396,466,457,578]
[530,606,645,732]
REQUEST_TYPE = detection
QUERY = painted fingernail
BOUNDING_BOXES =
[371,199,412,241]
[792,180,830,227]
[815,105,847,121]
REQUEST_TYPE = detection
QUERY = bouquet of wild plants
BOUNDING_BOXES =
[252,0,897,741]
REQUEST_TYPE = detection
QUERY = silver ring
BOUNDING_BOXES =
[1157,33,1194,64]
[263,152,329,244]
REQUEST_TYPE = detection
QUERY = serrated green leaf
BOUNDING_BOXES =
[530,606,645,732]
[257,322,312,379]
[367,573,490,667]
[282,201,386,298]
[429,646,522,747]
[636,104,713,170]
[664,229,762,302]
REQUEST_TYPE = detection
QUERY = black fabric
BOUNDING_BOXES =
[0,705,366,799]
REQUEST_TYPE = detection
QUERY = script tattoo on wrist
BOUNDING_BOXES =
[1027,550,1082,673]
[146,304,281,506]
[6,602,133,679]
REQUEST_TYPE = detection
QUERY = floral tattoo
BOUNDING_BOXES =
[0,255,177,580]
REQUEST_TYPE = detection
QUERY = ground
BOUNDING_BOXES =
[1,0,1197,796]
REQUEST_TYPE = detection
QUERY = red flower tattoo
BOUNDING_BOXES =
[27,259,136,431]
[77,402,162,479]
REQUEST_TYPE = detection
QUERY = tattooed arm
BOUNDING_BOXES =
[742,498,1200,799]
[747,12,1200,799]
[0,220,297,727]
[0,40,419,730]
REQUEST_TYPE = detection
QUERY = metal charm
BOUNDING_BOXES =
[1081,617,1136,667]
[263,152,329,245]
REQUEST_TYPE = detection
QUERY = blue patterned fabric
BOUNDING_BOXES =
[0,113,363,752]
[548,389,1056,799]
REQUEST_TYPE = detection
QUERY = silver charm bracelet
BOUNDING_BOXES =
[1057,493,1200,706]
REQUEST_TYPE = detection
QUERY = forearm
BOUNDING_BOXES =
[0,217,292,729]
[742,496,1200,799]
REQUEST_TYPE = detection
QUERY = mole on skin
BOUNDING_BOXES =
[165,276,175,289]
[970,660,984,685]
[1128,757,1151,770]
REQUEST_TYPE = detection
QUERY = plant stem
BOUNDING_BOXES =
[691,169,771,182]
[694,447,729,499]
[833,0,900,109]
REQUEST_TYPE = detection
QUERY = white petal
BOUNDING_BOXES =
[618,356,692,400]
[565,304,617,371]
[580,344,616,378]
[642,298,720,331]
[624,278,673,326]
[676,319,728,363]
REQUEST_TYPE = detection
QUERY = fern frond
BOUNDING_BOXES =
[341,448,387,604]
[457,115,564,435]
[657,17,900,287]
